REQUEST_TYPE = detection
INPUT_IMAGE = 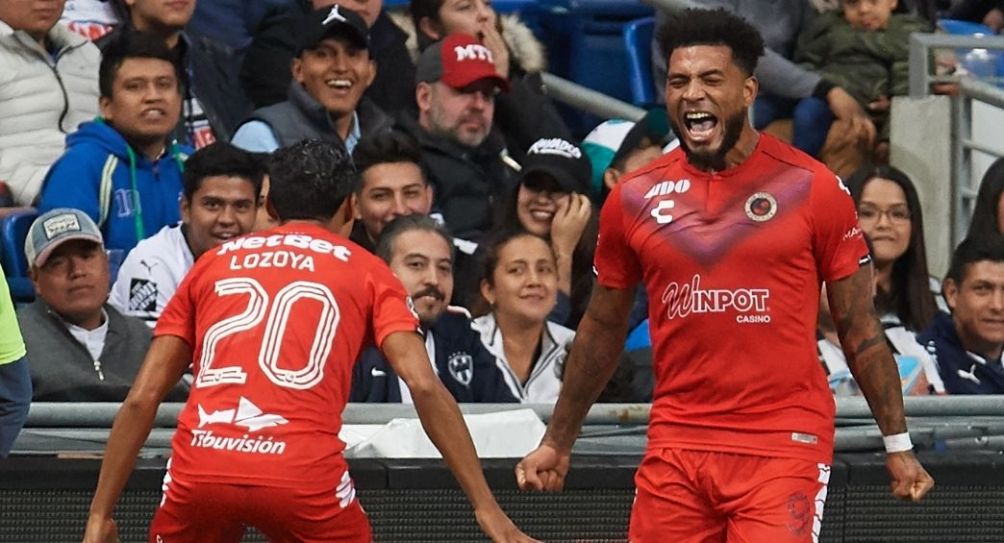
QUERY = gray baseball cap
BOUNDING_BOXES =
[25,208,104,268]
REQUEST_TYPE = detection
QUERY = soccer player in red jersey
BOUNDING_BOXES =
[83,140,538,543]
[517,8,933,542]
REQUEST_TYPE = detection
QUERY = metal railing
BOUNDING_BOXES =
[23,398,1004,453]
[909,32,1004,245]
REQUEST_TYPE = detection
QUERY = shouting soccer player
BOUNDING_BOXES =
[516,8,933,542]
[83,140,537,543]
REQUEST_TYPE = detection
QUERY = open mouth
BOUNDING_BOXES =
[683,111,718,142]
[529,209,554,222]
[141,108,167,120]
[326,79,353,91]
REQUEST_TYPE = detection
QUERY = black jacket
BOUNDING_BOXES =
[350,309,517,403]
[245,82,393,150]
[918,311,1004,394]
[394,114,516,242]
[97,28,252,143]
[240,9,416,115]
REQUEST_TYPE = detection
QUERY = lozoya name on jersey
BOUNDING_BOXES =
[217,233,352,272]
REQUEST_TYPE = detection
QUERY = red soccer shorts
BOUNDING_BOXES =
[149,471,371,543]
[629,448,830,543]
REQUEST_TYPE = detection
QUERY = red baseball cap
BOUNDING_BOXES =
[416,33,509,92]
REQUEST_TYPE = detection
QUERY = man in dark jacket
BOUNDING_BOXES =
[351,215,516,403]
[396,33,516,243]
[231,5,392,153]
[17,209,188,402]
[919,237,1004,394]
[97,0,251,147]
[241,0,415,114]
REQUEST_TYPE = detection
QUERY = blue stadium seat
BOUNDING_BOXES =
[1,209,38,303]
[623,16,656,106]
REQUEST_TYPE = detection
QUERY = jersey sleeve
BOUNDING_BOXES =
[154,256,204,346]
[110,249,173,325]
[367,260,420,347]
[811,173,869,282]
[594,183,643,289]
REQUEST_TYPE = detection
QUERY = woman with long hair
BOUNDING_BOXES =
[844,164,938,331]
[967,157,1004,241]
[472,229,575,403]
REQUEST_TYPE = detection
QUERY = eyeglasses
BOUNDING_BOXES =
[857,205,911,224]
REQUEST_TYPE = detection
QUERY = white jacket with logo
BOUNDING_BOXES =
[109,224,193,326]
[0,20,100,205]
[472,313,575,404]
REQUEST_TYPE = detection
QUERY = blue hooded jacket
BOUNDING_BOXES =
[37,120,190,254]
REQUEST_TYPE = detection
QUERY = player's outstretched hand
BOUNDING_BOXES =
[886,450,934,502]
[475,506,542,543]
[82,516,119,543]
[516,443,570,492]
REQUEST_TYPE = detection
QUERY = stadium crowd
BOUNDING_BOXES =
[2,0,1004,452]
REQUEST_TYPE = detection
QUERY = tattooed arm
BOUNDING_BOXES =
[827,265,934,502]
[516,285,635,491]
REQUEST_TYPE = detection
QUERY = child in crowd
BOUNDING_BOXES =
[794,0,931,161]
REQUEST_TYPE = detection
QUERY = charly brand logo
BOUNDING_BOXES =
[191,397,289,455]
[745,192,778,222]
[650,199,676,225]
[661,275,771,323]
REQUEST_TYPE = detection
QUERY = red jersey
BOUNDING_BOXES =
[156,222,418,490]
[595,134,867,463]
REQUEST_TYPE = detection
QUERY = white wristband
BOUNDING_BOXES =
[883,432,913,453]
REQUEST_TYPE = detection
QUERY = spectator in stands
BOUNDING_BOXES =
[255,174,280,231]
[37,31,191,255]
[581,109,676,201]
[473,230,575,403]
[794,0,931,161]
[406,0,572,157]
[846,165,939,331]
[397,33,516,242]
[651,2,876,176]
[351,215,517,403]
[919,236,1004,394]
[0,262,29,458]
[188,0,299,50]
[18,209,188,402]
[967,157,1004,240]
[241,0,415,114]
[486,137,596,329]
[232,5,392,154]
[109,142,263,325]
[0,0,101,206]
[818,236,945,396]
[349,130,433,252]
[96,0,250,147]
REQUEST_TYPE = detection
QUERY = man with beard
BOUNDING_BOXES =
[516,8,933,542]
[395,32,515,243]
[351,214,516,403]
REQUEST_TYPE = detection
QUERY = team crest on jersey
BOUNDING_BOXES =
[744,192,778,222]
[128,278,158,312]
[448,352,473,387]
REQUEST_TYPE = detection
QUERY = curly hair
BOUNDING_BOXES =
[267,140,357,222]
[656,8,765,76]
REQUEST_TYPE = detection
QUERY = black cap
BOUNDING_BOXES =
[297,5,369,54]
[521,137,592,194]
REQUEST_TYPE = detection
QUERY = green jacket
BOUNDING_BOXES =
[795,12,931,107]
